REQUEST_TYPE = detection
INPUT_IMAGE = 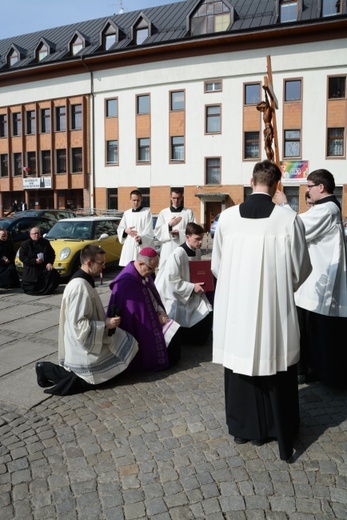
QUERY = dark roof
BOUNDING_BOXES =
[0,0,345,72]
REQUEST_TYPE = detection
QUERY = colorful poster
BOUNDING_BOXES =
[280,160,309,180]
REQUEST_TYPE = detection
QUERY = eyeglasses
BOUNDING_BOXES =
[306,184,319,190]
[93,261,106,266]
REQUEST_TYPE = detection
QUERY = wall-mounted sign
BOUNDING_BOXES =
[280,160,308,181]
[23,177,52,189]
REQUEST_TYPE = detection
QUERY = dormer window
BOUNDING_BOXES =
[104,25,117,50]
[191,0,232,36]
[322,0,341,17]
[135,19,149,45]
[71,35,83,56]
[280,0,297,23]
[37,43,48,62]
[8,49,19,67]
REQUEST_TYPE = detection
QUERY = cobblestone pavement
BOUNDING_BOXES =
[0,266,346,519]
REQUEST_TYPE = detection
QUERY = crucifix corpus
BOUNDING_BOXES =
[256,56,280,167]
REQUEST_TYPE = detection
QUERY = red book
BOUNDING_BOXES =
[189,260,214,292]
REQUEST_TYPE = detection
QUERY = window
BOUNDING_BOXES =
[12,112,21,136]
[26,110,36,135]
[41,108,51,133]
[71,104,82,130]
[72,148,83,172]
[104,25,117,50]
[284,130,301,157]
[135,19,149,45]
[280,1,297,23]
[137,95,150,115]
[106,98,118,117]
[322,0,341,17]
[71,36,83,55]
[107,188,118,210]
[205,80,222,93]
[328,76,346,99]
[285,79,301,101]
[37,43,48,61]
[138,187,150,208]
[171,136,184,161]
[327,128,344,156]
[41,151,51,174]
[13,153,22,176]
[0,114,7,138]
[206,157,221,184]
[56,149,66,173]
[55,106,66,132]
[244,84,261,105]
[244,132,260,159]
[106,140,118,165]
[137,138,150,162]
[0,154,8,177]
[170,91,185,111]
[27,152,36,175]
[191,0,231,36]
[283,186,299,212]
[206,105,221,133]
[8,49,19,66]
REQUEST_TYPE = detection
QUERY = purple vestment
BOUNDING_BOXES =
[108,261,169,372]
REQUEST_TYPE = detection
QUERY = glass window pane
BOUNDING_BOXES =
[328,76,346,99]
[137,95,150,114]
[171,91,184,111]
[281,2,297,23]
[106,99,118,117]
[328,128,344,156]
[244,132,259,158]
[107,140,118,164]
[245,84,260,105]
[285,80,301,101]
[206,158,221,184]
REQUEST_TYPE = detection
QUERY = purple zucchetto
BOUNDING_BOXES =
[139,247,158,257]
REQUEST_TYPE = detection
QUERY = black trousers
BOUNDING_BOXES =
[181,312,213,346]
[39,362,95,396]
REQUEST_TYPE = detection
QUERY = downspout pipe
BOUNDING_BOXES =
[81,57,95,213]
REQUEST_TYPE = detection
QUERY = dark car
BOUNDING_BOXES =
[16,209,76,220]
[0,215,57,252]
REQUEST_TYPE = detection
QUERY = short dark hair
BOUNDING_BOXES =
[80,244,105,264]
[186,222,204,236]
[307,169,335,194]
[130,189,142,198]
[252,160,281,187]
[170,187,183,195]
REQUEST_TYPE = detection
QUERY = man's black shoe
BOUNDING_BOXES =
[251,439,265,446]
[234,437,248,444]
[35,362,52,388]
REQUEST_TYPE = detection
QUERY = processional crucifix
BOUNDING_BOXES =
[256,56,280,167]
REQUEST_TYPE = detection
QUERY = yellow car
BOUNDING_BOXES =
[15,216,122,280]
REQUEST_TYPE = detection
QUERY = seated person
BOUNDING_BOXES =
[107,247,182,371]
[35,245,138,395]
[155,222,213,346]
[0,228,20,289]
[19,227,60,295]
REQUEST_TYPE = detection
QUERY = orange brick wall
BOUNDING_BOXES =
[327,100,346,127]
[283,102,302,128]
[95,187,107,210]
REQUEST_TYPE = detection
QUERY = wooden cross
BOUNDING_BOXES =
[257,56,280,167]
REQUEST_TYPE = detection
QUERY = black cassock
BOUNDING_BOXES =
[0,239,20,289]
[224,194,299,461]
[19,237,60,295]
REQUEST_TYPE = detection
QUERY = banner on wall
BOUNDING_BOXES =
[280,160,309,181]
[23,177,52,189]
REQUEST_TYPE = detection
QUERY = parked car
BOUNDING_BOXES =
[0,214,57,252]
[17,209,76,220]
[210,213,220,238]
[15,216,122,280]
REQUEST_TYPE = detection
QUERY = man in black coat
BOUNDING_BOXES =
[0,228,20,289]
[19,227,60,295]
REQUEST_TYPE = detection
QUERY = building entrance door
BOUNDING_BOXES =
[205,201,221,233]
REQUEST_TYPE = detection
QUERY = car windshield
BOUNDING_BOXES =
[46,221,92,239]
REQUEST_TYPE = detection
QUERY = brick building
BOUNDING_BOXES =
[0,0,346,226]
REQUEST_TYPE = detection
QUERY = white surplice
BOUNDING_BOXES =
[58,278,138,384]
[212,205,311,376]
[155,207,196,267]
[155,246,212,327]
[117,207,154,266]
